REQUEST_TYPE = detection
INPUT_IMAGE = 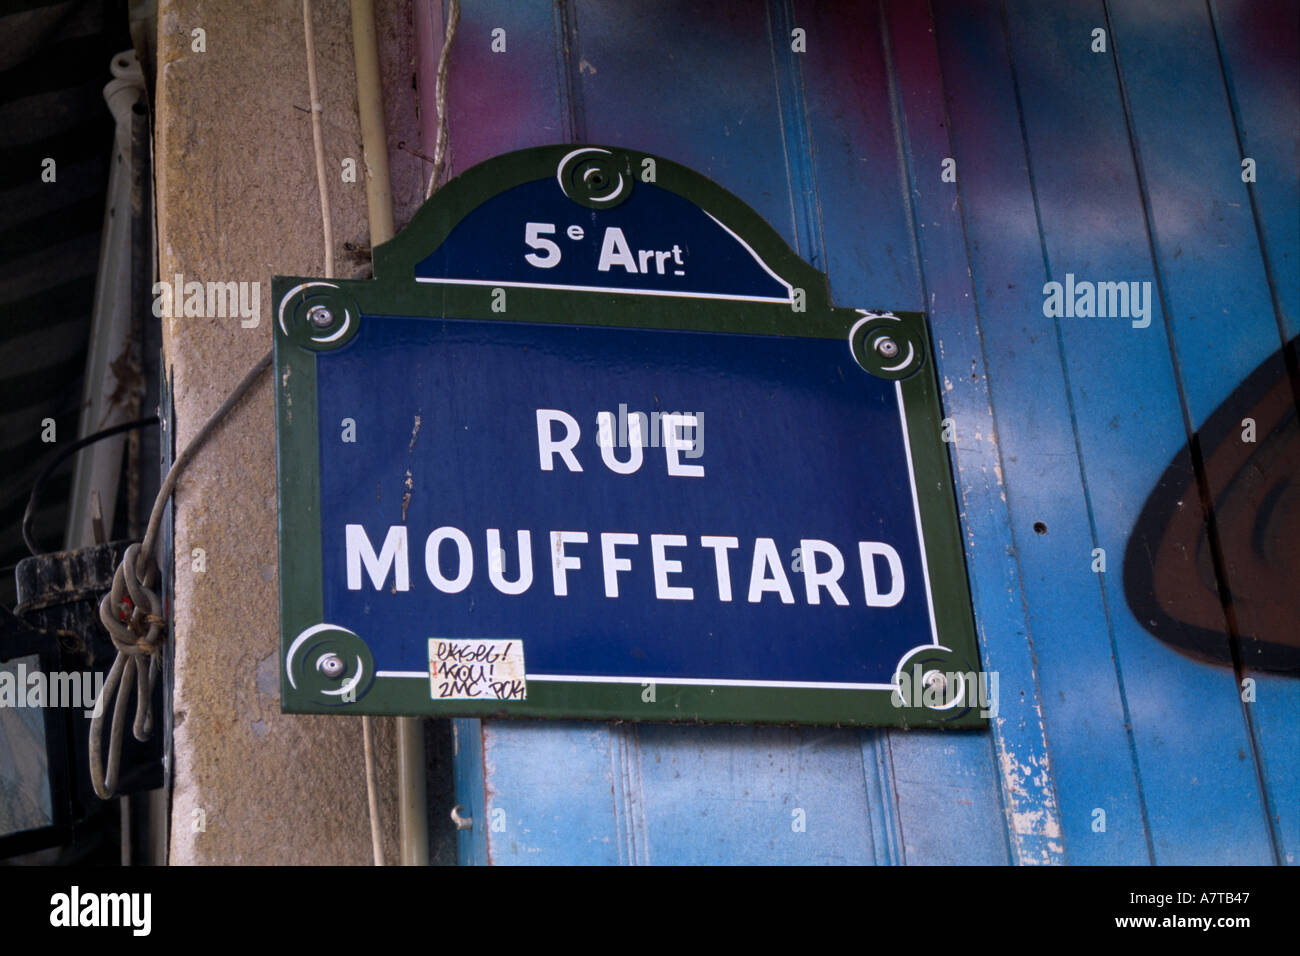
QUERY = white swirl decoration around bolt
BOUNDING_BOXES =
[286,623,374,704]
[848,312,923,380]
[557,147,632,208]
[277,281,354,346]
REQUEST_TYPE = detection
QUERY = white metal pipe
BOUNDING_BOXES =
[349,0,428,867]
[64,50,148,551]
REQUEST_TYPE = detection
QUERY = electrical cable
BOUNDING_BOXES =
[303,0,334,279]
[82,4,389,870]
[22,416,160,556]
[424,0,460,200]
[91,352,270,800]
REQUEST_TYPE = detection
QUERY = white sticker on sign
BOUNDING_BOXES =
[428,639,527,701]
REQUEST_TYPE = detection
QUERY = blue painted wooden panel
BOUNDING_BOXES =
[574,0,1010,865]
[887,0,1071,864]
[932,0,1150,865]
[1106,0,1297,865]
[792,1,920,306]
[998,0,1274,864]
[436,0,568,173]
[424,0,1298,864]
[573,0,799,248]
[1210,0,1299,341]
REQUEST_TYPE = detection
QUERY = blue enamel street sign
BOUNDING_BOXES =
[274,146,985,727]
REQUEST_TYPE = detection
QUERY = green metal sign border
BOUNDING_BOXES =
[274,144,986,728]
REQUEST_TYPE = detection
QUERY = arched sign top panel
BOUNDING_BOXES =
[374,145,833,315]
[414,177,793,302]
[274,145,985,727]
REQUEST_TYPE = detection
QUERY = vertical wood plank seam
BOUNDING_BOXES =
[925,0,1046,862]
[1205,0,1300,862]
[921,0,1043,863]
[886,0,1028,863]
[994,0,1157,861]
[1101,0,1281,864]
[610,723,649,865]
[767,0,826,268]
[913,0,1030,865]
[993,0,1151,862]
[862,730,904,864]
[1205,0,1296,359]
[628,725,649,864]
[886,0,1063,864]
[609,724,630,865]
[768,0,905,864]
[554,0,587,144]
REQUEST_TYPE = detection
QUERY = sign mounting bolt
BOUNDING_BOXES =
[875,336,899,359]
[307,305,334,329]
[318,653,345,679]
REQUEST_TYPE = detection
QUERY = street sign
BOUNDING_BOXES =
[274,146,986,727]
